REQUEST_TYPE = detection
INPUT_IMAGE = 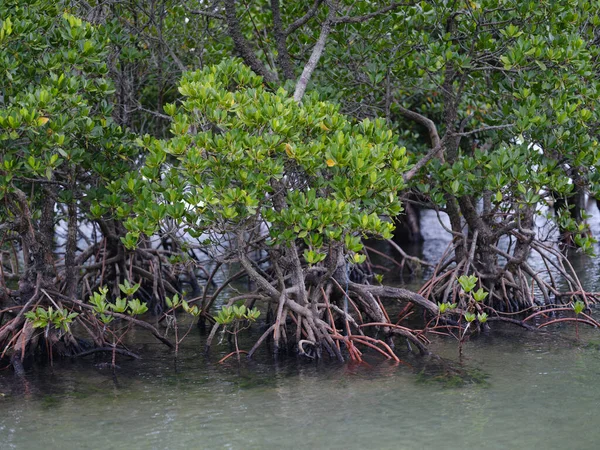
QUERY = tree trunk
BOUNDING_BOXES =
[9,188,56,303]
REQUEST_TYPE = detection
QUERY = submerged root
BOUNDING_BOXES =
[0,288,174,373]
[421,233,595,314]
[204,274,439,363]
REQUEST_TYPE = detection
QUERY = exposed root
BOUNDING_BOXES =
[205,260,441,362]
[73,347,141,359]
[420,231,593,315]
[218,350,249,364]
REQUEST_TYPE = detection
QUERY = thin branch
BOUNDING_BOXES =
[284,0,323,36]
[332,1,409,24]
[452,123,515,137]
[59,294,174,349]
[135,106,172,120]
[403,143,443,182]
[185,5,225,20]
[293,4,336,102]
[385,239,434,267]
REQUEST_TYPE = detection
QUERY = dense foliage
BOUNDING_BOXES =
[127,60,406,260]
[1,0,600,371]
[0,1,135,297]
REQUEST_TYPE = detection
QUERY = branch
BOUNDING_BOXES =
[270,0,295,79]
[332,2,408,24]
[385,239,434,267]
[153,31,186,72]
[402,143,443,183]
[348,282,439,315]
[223,0,278,83]
[237,234,280,299]
[452,123,514,137]
[293,5,335,102]
[185,4,224,20]
[284,0,323,36]
[397,105,440,148]
[73,347,141,359]
[62,295,174,349]
[398,106,444,182]
[135,106,172,121]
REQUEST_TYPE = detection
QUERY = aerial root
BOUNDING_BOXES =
[421,235,594,315]
[228,278,436,362]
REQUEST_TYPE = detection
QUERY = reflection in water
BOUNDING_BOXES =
[2,325,600,450]
[384,202,600,293]
[1,205,600,449]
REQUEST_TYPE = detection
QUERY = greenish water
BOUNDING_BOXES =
[3,203,600,449]
[2,323,600,449]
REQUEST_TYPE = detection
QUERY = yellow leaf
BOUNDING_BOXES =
[326,158,336,167]
[285,143,294,157]
[37,116,50,126]
[319,122,330,131]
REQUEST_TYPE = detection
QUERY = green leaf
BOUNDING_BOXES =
[464,312,476,323]
[458,275,478,293]
[473,288,489,302]
[573,300,585,315]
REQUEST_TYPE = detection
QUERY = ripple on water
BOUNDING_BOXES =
[1,324,600,449]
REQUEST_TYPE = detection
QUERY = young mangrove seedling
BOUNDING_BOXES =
[214,304,260,363]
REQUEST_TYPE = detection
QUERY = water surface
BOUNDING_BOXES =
[1,323,600,450]
[2,204,600,449]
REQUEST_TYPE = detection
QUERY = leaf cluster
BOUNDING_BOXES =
[125,59,408,261]
[25,306,79,333]
[214,304,260,326]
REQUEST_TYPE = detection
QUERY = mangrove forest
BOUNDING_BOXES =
[2,2,600,447]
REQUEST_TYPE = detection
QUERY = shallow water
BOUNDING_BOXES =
[2,323,600,450]
[2,204,600,449]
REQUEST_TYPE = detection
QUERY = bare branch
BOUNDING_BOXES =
[397,105,444,182]
[63,295,175,349]
[397,105,441,148]
[452,123,515,137]
[223,0,278,83]
[386,239,434,267]
[135,106,172,120]
[284,0,323,36]
[293,5,336,102]
[237,234,280,299]
[332,1,409,24]
[185,5,225,20]
[161,35,186,72]
[270,0,295,79]
[403,143,443,183]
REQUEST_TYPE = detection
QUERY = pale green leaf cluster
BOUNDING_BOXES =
[88,286,149,320]
[214,304,260,326]
[25,306,79,333]
[125,59,408,258]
